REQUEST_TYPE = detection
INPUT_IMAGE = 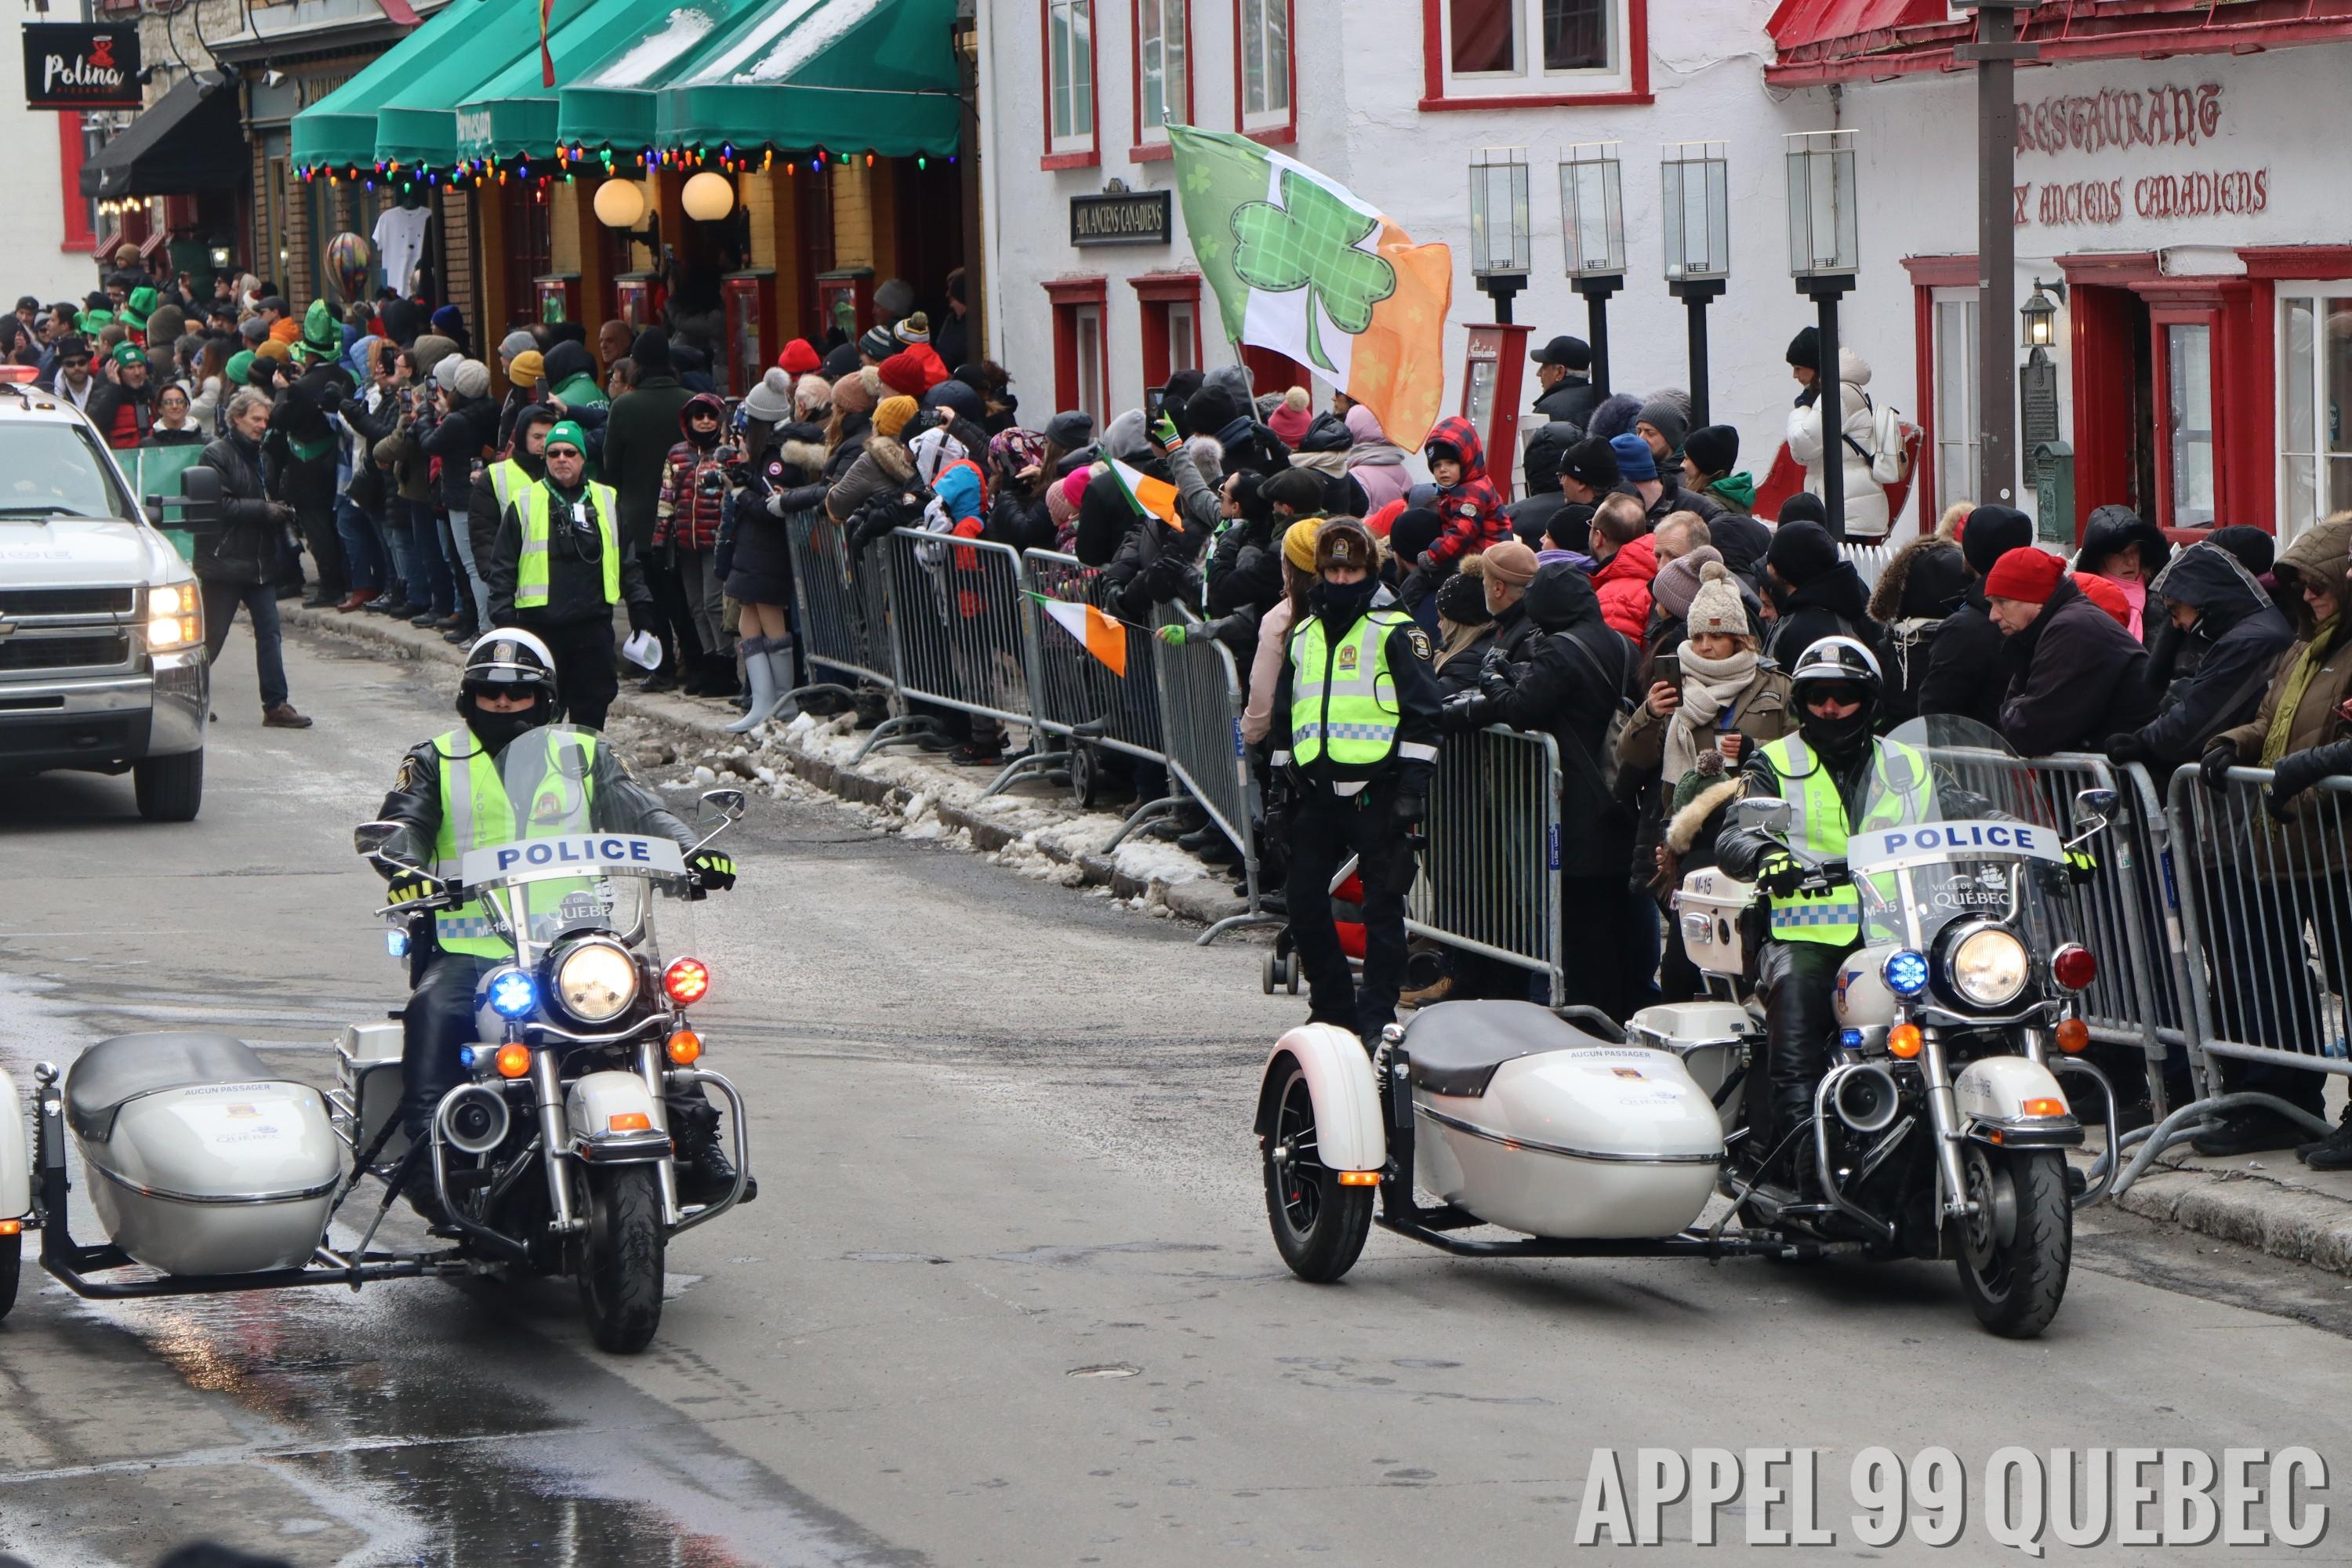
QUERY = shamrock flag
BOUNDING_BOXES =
[1169,125,1452,452]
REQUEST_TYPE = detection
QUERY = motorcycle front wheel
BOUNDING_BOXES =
[576,1165,666,1353]
[1263,1063,1373,1283]
[1954,1145,2071,1339]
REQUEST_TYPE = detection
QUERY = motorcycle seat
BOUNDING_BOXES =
[65,1032,276,1142]
[1403,1001,1604,1098]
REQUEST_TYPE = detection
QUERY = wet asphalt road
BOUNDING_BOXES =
[5,626,2352,1565]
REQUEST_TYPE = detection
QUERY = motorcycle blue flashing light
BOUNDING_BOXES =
[1883,949,1932,997]
[386,928,409,959]
[487,968,537,1018]
[1839,1029,1864,1051]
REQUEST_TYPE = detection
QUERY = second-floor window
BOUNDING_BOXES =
[1137,0,1187,147]
[1437,0,1636,100]
[1239,0,1290,132]
[1049,0,1095,152]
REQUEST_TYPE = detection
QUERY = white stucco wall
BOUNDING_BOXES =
[0,96,100,303]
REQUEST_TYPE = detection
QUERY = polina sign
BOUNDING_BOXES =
[23,25,141,111]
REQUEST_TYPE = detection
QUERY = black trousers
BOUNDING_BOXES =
[295,503,348,598]
[641,554,704,677]
[1559,873,1638,1021]
[1749,938,1856,1153]
[1285,786,1414,1042]
[529,616,621,730]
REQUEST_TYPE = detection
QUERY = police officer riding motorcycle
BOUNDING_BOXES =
[372,630,750,1209]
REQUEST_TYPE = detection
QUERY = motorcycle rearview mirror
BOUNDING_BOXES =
[353,821,402,858]
[2073,787,2117,824]
[699,787,747,822]
[1732,796,1793,837]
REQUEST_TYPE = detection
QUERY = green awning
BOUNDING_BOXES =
[658,0,961,156]
[373,0,568,169]
[555,1,754,154]
[460,0,744,164]
[290,0,491,172]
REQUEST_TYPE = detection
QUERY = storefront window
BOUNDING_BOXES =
[1933,294,1978,517]
[2281,290,2352,541]
[2166,322,2215,528]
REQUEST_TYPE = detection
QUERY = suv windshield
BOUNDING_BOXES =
[0,421,135,521]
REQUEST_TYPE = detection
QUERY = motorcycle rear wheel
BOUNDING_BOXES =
[577,1165,666,1353]
[1264,1063,1373,1283]
[1954,1145,2071,1339]
[0,1230,18,1322]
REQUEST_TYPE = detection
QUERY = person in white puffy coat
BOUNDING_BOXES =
[1784,337,1891,539]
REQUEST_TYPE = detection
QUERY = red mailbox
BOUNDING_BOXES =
[721,270,775,398]
[534,274,581,329]
[1458,322,1531,504]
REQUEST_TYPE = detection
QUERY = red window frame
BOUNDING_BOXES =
[1131,272,1203,402]
[1419,0,1650,112]
[1231,0,1296,146]
[1045,275,1111,428]
[1040,0,1102,171]
[58,114,95,253]
[1129,0,1194,163]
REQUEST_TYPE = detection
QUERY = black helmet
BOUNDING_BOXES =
[459,628,559,700]
[1788,635,1882,757]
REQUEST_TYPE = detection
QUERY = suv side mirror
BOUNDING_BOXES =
[1733,796,1793,837]
[174,465,222,529]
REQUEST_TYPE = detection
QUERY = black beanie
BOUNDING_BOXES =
[1261,466,1328,515]
[1180,382,1243,441]
[2208,523,2277,579]
[1559,435,1620,491]
[1388,506,1443,565]
[1787,325,1820,372]
[1777,492,1828,528]
[1683,423,1740,477]
[631,326,673,374]
[1436,568,1491,627]
[1766,520,1839,586]
[1962,505,2034,577]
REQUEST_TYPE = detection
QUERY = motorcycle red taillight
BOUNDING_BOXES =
[663,956,710,1006]
[2052,944,2097,991]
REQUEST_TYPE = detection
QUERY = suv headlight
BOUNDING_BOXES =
[1947,925,2029,1009]
[550,940,639,1024]
[147,583,201,652]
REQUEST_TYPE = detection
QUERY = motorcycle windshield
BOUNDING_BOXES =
[1849,715,2075,953]
[486,724,664,953]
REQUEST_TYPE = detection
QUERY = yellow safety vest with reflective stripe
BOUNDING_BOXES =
[1759,734,1930,946]
[514,480,622,610]
[428,727,601,957]
[488,459,524,517]
[1288,609,1407,778]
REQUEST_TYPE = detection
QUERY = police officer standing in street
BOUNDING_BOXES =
[1269,517,1446,1044]
[482,419,658,728]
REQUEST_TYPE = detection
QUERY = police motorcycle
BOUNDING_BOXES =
[1254,714,2116,1339]
[2,727,750,1356]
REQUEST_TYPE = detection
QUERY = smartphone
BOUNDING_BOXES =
[535,377,550,403]
[1653,652,1682,688]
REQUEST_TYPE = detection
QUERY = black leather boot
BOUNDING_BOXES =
[670,1092,758,1204]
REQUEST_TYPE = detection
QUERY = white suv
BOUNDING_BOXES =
[0,375,207,820]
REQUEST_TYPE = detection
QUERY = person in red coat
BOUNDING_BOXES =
[1590,492,1659,643]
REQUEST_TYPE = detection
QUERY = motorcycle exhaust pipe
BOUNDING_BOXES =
[1832,1062,1902,1134]
[438,1083,513,1156]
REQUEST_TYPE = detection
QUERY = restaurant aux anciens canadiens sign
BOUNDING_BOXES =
[24,25,141,111]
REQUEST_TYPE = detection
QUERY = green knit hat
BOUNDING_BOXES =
[292,298,338,364]
[110,341,147,370]
[122,287,157,331]
[79,307,114,334]
[224,349,256,387]
[543,419,588,455]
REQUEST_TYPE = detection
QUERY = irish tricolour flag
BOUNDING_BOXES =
[1169,125,1452,452]
[1035,595,1130,677]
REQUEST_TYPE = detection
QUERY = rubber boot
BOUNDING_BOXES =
[724,637,781,733]
[763,642,800,723]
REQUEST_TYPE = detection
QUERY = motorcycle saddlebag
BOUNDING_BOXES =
[66,1033,340,1277]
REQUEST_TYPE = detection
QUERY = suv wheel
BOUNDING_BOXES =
[133,750,203,822]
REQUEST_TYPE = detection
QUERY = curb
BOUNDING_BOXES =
[2109,1161,2352,1277]
[283,606,1256,928]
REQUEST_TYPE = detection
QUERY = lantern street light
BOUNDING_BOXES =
[1468,147,1531,325]
[1784,128,1860,540]
[1559,142,1626,398]
[2020,276,2062,350]
[1661,140,1730,426]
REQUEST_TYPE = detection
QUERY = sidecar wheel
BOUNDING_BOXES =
[0,1230,18,1322]
[577,1165,666,1353]
[1264,1063,1373,1283]
[1954,1146,2071,1339]
[1261,951,1279,995]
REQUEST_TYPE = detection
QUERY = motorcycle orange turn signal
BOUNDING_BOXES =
[0,1219,19,1236]
[663,956,710,1006]
[2055,1018,2090,1054]
[1335,1171,1381,1186]
[2023,1097,2067,1117]
[1887,1024,1923,1059]
[665,1029,702,1065]
[608,1112,652,1132]
[494,1043,532,1079]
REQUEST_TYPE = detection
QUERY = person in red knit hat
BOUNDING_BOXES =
[1984,546,2155,755]
[776,338,822,376]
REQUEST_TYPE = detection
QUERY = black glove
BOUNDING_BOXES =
[1754,849,1806,898]
[2199,743,2239,794]
[2269,745,2336,808]
[2103,731,2147,767]
[1441,691,1495,734]
[383,867,440,907]
[626,600,658,637]
[1391,791,1425,831]
[2064,846,2098,886]
[688,849,737,892]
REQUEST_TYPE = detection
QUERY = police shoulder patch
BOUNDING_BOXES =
[1403,626,1433,663]
[394,754,426,793]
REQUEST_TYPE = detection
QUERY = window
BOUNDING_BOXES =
[2165,321,2216,528]
[1421,0,1647,109]
[1236,0,1291,138]
[1047,277,1110,431]
[1044,0,1098,165]
[1933,293,1979,519]
[2280,288,2352,541]
[1133,0,1189,158]
[1133,273,1202,404]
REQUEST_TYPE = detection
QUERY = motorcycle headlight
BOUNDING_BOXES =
[1947,926,2029,1009]
[551,940,638,1024]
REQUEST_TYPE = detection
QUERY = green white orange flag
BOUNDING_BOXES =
[1107,457,1181,529]
[1036,596,1129,677]
[1168,124,1452,452]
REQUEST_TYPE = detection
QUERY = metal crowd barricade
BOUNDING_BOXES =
[1152,606,1281,945]
[855,528,1063,788]
[784,508,898,701]
[1022,550,1167,765]
[1406,724,1564,1005]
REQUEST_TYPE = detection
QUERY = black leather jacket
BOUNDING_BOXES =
[374,724,695,876]
[188,432,281,585]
